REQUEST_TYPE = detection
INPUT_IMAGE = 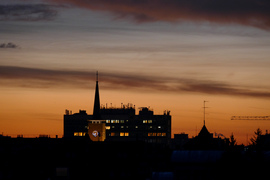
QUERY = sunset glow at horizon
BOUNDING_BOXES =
[1,0,270,145]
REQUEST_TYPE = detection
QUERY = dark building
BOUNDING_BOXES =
[184,123,229,150]
[63,72,171,144]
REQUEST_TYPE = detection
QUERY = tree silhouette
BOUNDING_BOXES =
[250,128,263,151]
[229,133,237,147]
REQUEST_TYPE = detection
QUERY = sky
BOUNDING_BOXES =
[1,0,270,144]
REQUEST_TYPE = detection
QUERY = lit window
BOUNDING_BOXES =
[162,133,166,136]
[126,126,129,128]
[120,132,125,136]
[157,133,161,136]
[121,126,124,128]
[106,126,111,130]
[148,133,157,136]
[143,120,147,123]
[125,132,129,136]
[106,120,110,123]
[74,132,85,136]
[148,120,152,123]
[120,120,125,123]
[111,120,116,123]
[115,120,119,123]
[111,132,116,136]
[126,120,129,122]
[158,126,161,129]
[135,126,138,129]
[150,126,153,129]
[112,126,115,128]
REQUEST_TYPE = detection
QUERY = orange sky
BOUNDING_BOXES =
[1,0,270,145]
[1,85,270,145]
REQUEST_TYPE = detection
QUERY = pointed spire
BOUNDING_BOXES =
[93,71,101,119]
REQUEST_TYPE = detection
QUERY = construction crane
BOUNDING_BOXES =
[231,116,270,120]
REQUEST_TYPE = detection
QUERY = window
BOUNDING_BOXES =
[149,126,153,129]
[110,132,116,136]
[120,120,125,123]
[148,133,156,137]
[157,133,162,136]
[148,120,153,123]
[120,132,129,136]
[162,133,166,136]
[158,126,161,129]
[74,132,85,136]
[143,120,147,123]
[121,126,124,129]
[135,126,138,129]
[106,120,110,123]
[105,126,111,130]
[111,120,116,123]
[115,120,119,123]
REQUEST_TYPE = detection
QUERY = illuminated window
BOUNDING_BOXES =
[157,133,162,136]
[148,133,157,136]
[115,120,119,123]
[126,126,129,128]
[106,126,111,130]
[106,120,110,123]
[162,133,166,136]
[111,132,116,136]
[135,126,138,129]
[125,132,129,136]
[74,132,85,136]
[121,126,124,128]
[158,126,161,129]
[120,132,125,136]
[143,120,147,123]
[148,120,153,123]
[126,120,129,122]
[111,120,116,123]
[150,126,153,129]
[120,120,125,123]
[112,126,115,128]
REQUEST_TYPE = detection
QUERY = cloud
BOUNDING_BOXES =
[0,42,18,48]
[47,0,270,30]
[0,4,59,21]
[1,65,270,98]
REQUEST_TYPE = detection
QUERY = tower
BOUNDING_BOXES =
[93,71,101,120]
[89,71,106,141]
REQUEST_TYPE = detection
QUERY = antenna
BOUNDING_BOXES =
[96,71,98,81]
[203,100,209,126]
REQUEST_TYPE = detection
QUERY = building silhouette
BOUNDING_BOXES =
[63,72,171,144]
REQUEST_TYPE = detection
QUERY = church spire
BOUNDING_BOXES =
[93,71,101,119]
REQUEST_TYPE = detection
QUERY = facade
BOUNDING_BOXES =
[63,72,171,144]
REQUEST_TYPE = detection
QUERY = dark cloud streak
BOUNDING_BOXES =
[0,42,18,48]
[47,0,270,30]
[0,66,270,98]
[0,4,59,21]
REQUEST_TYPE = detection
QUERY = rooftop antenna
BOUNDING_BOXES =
[203,100,209,126]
